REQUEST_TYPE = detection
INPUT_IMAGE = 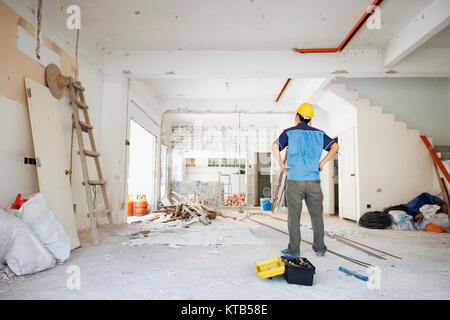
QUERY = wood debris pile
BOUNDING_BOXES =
[224,192,246,207]
[151,192,234,226]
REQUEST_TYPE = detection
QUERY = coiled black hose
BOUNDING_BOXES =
[358,211,392,229]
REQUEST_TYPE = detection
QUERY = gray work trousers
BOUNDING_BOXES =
[286,179,327,256]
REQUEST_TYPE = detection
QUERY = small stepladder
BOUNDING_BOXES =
[68,77,115,244]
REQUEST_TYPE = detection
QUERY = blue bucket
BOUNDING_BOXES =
[262,200,272,211]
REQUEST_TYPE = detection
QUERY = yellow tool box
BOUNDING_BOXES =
[254,257,286,279]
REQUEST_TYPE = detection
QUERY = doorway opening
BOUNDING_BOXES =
[333,137,339,215]
[127,119,156,222]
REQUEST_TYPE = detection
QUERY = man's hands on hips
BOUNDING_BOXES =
[279,162,292,174]
[319,160,325,172]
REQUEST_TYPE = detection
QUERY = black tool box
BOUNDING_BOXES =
[281,256,316,286]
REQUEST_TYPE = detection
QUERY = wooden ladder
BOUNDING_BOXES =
[68,77,115,244]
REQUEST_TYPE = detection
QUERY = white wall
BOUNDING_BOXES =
[448,78,450,122]
[336,77,450,145]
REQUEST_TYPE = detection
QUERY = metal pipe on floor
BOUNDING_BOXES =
[252,212,401,260]
[247,215,373,268]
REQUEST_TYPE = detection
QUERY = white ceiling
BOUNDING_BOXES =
[137,77,332,119]
[39,0,435,52]
[349,0,434,48]
[143,78,310,100]
[420,25,450,48]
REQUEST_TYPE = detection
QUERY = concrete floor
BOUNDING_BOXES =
[1,209,450,300]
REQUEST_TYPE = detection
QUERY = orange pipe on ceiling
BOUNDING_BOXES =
[295,0,385,54]
[275,78,292,103]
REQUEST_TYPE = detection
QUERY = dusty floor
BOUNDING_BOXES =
[1,209,450,300]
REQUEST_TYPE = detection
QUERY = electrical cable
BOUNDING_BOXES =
[358,211,392,229]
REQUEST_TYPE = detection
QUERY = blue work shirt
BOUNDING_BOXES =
[274,122,335,181]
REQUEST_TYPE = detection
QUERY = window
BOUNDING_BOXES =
[172,153,183,182]
[208,158,245,169]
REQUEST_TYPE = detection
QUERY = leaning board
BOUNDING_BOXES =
[25,78,80,249]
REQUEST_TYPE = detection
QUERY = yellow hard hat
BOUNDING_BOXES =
[297,103,314,118]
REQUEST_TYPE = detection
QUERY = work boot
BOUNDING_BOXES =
[315,251,326,257]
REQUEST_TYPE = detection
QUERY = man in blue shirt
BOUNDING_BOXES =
[272,103,339,257]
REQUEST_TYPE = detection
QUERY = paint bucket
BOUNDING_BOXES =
[260,198,272,211]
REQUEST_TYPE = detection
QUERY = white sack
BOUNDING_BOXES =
[0,209,55,276]
[16,193,71,264]
[419,204,441,219]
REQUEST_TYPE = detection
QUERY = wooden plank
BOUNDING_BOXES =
[25,78,80,249]
[82,150,100,157]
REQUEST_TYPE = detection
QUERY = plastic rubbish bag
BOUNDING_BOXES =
[15,193,71,264]
[389,210,415,231]
[415,218,430,230]
[424,222,446,233]
[0,209,55,276]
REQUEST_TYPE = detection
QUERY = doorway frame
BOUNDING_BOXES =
[123,93,161,218]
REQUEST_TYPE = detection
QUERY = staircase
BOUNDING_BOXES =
[324,82,436,218]
[435,145,450,161]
